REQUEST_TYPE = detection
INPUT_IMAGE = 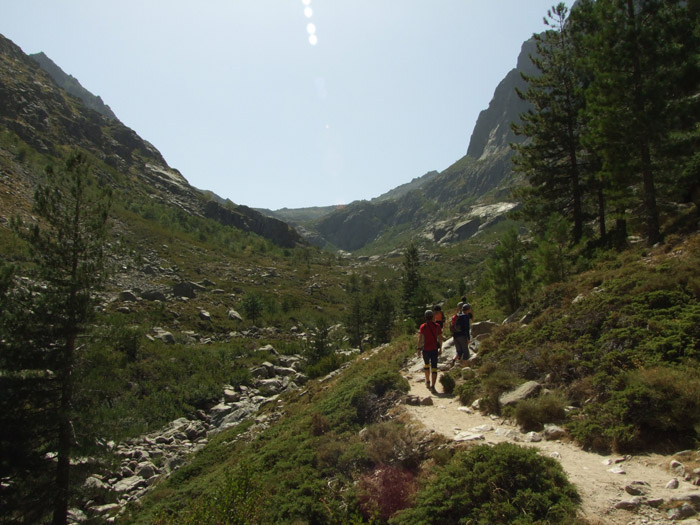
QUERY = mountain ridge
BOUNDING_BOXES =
[0,33,303,249]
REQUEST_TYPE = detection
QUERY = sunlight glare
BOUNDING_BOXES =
[302,0,311,5]
[309,34,318,46]
[307,23,316,35]
[304,7,313,18]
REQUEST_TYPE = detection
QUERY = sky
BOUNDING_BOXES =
[1,1,562,210]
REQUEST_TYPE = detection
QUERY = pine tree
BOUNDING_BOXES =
[401,243,429,326]
[9,152,111,524]
[512,3,589,244]
[487,229,530,314]
[583,0,689,246]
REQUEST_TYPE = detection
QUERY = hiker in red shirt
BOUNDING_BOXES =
[417,309,443,391]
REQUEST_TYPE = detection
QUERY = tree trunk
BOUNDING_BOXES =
[52,335,75,525]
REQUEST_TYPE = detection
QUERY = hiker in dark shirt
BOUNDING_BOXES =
[417,309,442,391]
[453,303,474,365]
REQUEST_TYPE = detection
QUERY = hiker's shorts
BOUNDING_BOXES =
[422,349,439,370]
[454,334,470,359]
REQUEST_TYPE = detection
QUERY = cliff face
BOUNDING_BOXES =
[466,38,538,160]
[0,33,303,248]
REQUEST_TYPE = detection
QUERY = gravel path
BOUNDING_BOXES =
[401,347,700,525]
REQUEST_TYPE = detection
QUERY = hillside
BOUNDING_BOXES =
[2,1,700,523]
[0,33,302,249]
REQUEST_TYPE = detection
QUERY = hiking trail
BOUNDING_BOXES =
[400,341,700,525]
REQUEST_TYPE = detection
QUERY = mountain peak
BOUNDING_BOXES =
[29,51,118,121]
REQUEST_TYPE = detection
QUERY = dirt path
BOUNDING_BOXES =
[401,344,700,524]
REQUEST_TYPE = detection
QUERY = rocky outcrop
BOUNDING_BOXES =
[29,52,118,120]
[467,38,538,160]
[203,200,303,248]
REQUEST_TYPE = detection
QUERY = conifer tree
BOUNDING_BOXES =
[9,152,111,525]
[401,243,429,325]
[487,228,530,314]
[512,3,589,244]
[583,0,688,246]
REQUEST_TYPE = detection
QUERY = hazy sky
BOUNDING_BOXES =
[1,1,561,210]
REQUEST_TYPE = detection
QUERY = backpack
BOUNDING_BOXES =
[449,314,458,333]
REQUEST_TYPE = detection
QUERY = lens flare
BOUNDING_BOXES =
[304,7,313,18]
[309,34,318,46]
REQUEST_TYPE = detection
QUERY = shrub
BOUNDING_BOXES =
[514,392,568,432]
[153,466,262,524]
[357,465,417,522]
[479,370,520,415]
[438,373,455,395]
[455,382,476,406]
[389,443,580,524]
[362,422,421,468]
[569,366,700,452]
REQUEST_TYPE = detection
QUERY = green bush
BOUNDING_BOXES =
[455,382,476,406]
[439,373,456,395]
[389,443,580,524]
[514,392,568,432]
[569,366,700,452]
[479,370,520,415]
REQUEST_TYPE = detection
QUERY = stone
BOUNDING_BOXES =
[199,310,211,321]
[119,290,138,302]
[112,476,146,493]
[544,425,567,441]
[667,478,680,489]
[607,466,626,475]
[668,503,697,520]
[671,460,686,474]
[420,397,434,406]
[499,381,541,407]
[172,281,199,298]
[136,463,156,479]
[625,481,650,496]
[454,432,485,442]
[88,503,120,517]
[256,344,280,356]
[152,328,175,345]
[141,289,167,302]
[83,476,108,492]
[405,395,421,406]
[614,497,642,510]
[223,389,240,403]
[525,432,543,443]
[470,320,497,338]
[228,309,243,321]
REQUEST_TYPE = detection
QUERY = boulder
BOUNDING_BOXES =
[228,309,243,322]
[152,328,175,345]
[668,503,697,520]
[199,310,211,321]
[119,290,138,302]
[135,462,157,479]
[543,424,567,441]
[141,289,167,302]
[112,476,146,494]
[470,320,497,338]
[499,381,541,407]
[173,281,200,299]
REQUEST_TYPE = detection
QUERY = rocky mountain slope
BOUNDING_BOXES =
[278,38,538,252]
[0,33,302,248]
[29,51,119,121]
